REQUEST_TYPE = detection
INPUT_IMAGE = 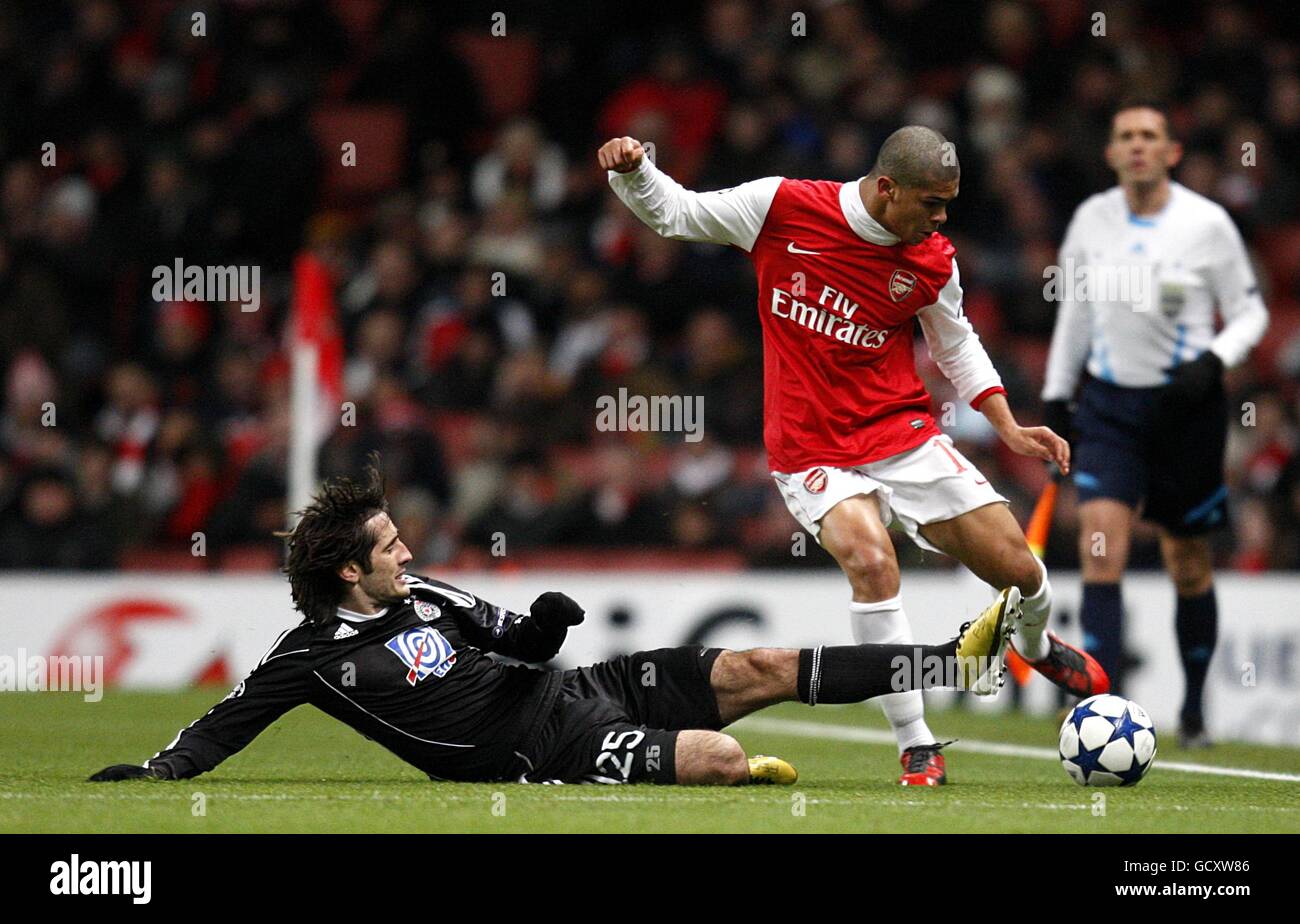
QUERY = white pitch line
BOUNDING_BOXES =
[735,717,1300,783]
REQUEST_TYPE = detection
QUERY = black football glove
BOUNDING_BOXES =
[1042,399,1074,445]
[88,763,170,783]
[529,592,585,632]
[1158,351,1224,417]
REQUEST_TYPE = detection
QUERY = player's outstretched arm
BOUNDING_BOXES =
[88,640,311,782]
[599,135,779,252]
[452,589,584,663]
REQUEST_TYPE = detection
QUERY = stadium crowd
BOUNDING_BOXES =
[1,0,1298,573]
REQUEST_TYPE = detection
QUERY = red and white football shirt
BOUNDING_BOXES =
[609,158,1004,473]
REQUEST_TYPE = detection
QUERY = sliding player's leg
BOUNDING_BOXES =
[919,499,1108,697]
[708,585,1020,725]
[548,588,1023,787]
[676,584,1025,785]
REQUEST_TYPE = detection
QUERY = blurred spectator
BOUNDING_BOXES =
[0,466,115,569]
[0,1,1296,573]
[470,118,569,213]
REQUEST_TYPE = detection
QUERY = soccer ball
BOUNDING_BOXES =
[1058,694,1157,786]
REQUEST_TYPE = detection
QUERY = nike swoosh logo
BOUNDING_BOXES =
[787,242,820,255]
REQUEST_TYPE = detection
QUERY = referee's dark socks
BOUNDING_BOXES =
[797,641,954,705]
[1081,582,1123,690]
[1175,588,1218,727]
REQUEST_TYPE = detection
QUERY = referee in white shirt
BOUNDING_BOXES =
[1042,101,1269,747]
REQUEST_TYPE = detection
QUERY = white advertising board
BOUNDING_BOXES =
[1,571,1297,745]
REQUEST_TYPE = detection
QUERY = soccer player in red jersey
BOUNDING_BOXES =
[601,127,1108,786]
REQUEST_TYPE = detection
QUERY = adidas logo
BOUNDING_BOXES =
[333,623,358,640]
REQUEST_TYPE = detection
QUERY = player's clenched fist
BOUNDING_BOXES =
[597,136,645,174]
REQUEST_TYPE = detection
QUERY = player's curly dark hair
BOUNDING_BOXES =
[275,453,389,624]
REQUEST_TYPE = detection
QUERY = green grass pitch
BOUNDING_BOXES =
[3,690,1297,833]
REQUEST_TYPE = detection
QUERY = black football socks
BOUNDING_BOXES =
[1081,582,1123,690]
[1175,588,1218,731]
[797,640,955,705]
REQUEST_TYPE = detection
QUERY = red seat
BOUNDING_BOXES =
[310,104,406,204]
[451,31,539,121]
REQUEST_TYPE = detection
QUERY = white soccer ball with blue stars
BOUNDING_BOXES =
[1058,694,1157,786]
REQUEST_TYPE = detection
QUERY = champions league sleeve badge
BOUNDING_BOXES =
[386,626,457,684]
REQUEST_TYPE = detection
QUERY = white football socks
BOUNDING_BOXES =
[849,595,935,754]
[1016,556,1053,661]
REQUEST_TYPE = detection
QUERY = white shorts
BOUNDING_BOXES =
[772,434,1008,554]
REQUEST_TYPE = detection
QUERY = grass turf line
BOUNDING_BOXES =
[2,690,1297,834]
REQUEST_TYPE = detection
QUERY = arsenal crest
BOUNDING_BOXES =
[888,269,917,302]
[803,468,828,494]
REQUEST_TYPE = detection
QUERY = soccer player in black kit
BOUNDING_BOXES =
[90,461,1023,786]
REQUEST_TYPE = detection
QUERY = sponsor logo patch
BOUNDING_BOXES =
[386,626,457,684]
[803,468,828,494]
[888,269,917,302]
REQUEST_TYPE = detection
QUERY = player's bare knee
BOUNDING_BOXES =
[1080,534,1123,580]
[1168,556,1212,596]
[742,648,796,693]
[708,733,748,785]
[678,730,748,785]
[837,544,899,595]
[709,650,747,696]
[1161,536,1212,596]
[715,648,790,693]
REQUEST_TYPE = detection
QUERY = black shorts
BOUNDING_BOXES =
[517,646,725,785]
[1072,373,1229,536]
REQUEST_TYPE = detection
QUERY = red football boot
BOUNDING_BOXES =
[1026,632,1110,698]
[898,741,951,787]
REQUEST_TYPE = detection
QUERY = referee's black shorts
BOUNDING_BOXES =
[1072,372,1229,535]
[517,646,725,785]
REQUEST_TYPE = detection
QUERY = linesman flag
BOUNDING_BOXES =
[287,252,344,519]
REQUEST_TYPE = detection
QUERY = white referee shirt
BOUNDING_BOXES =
[1042,182,1269,399]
